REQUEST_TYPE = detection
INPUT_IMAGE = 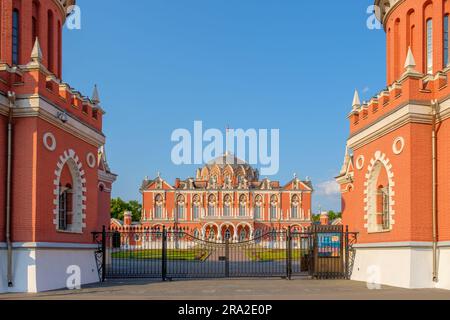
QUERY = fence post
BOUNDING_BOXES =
[225,238,230,278]
[286,228,292,280]
[162,226,167,281]
[310,227,317,278]
[345,225,350,280]
[101,225,106,282]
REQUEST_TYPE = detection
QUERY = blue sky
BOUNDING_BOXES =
[62,0,386,212]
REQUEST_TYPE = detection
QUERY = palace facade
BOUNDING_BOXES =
[336,0,450,289]
[0,0,116,292]
[112,154,313,241]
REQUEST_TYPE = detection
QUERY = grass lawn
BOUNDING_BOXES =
[111,249,210,261]
[247,249,308,261]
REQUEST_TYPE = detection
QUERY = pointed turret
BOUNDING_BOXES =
[352,90,361,110]
[404,47,417,73]
[31,38,43,63]
[92,84,100,105]
[340,146,351,175]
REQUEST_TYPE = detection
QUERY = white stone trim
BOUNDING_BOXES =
[363,151,395,233]
[43,132,56,151]
[98,169,117,184]
[392,136,405,155]
[352,241,450,249]
[356,155,365,170]
[15,95,106,147]
[348,103,431,150]
[86,152,96,168]
[53,149,87,233]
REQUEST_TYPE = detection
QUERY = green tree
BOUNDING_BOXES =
[327,210,342,221]
[111,198,142,222]
[128,200,142,221]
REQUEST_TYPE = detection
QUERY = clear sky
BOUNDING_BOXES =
[62,0,386,212]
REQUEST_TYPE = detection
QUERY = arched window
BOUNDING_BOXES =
[32,1,40,43]
[223,195,231,217]
[192,195,200,220]
[57,20,62,77]
[58,184,73,231]
[239,229,247,241]
[47,10,54,72]
[176,195,185,220]
[254,195,262,219]
[444,15,449,67]
[209,229,216,240]
[12,9,20,65]
[193,229,200,239]
[32,17,37,43]
[377,186,390,230]
[366,159,393,233]
[239,195,247,217]
[154,194,163,219]
[208,194,216,217]
[270,195,278,220]
[406,10,415,52]
[291,195,300,219]
[393,18,400,78]
[224,228,231,240]
[426,19,433,74]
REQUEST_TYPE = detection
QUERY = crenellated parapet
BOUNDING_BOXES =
[348,48,450,136]
[0,39,104,133]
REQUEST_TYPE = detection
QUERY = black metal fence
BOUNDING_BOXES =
[93,225,357,281]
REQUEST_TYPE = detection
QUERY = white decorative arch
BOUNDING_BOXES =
[202,222,220,237]
[53,149,87,233]
[364,151,395,233]
[236,221,254,238]
[219,222,236,239]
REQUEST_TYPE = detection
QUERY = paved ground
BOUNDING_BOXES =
[1,278,450,300]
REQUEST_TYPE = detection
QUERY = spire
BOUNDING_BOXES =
[92,84,100,105]
[340,145,351,175]
[31,38,43,63]
[352,90,361,110]
[404,47,417,72]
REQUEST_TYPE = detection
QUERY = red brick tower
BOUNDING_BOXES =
[336,0,450,289]
[0,0,116,293]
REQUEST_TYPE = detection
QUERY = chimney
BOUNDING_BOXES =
[124,211,132,226]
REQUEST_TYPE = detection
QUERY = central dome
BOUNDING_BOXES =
[207,152,247,167]
[197,153,259,182]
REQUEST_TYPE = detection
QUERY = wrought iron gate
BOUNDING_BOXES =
[93,225,357,281]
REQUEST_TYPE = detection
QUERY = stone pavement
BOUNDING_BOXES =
[1,278,450,300]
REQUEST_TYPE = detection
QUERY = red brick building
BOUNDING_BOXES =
[0,0,116,292]
[112,154,313,241]
[336,0,450,289]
